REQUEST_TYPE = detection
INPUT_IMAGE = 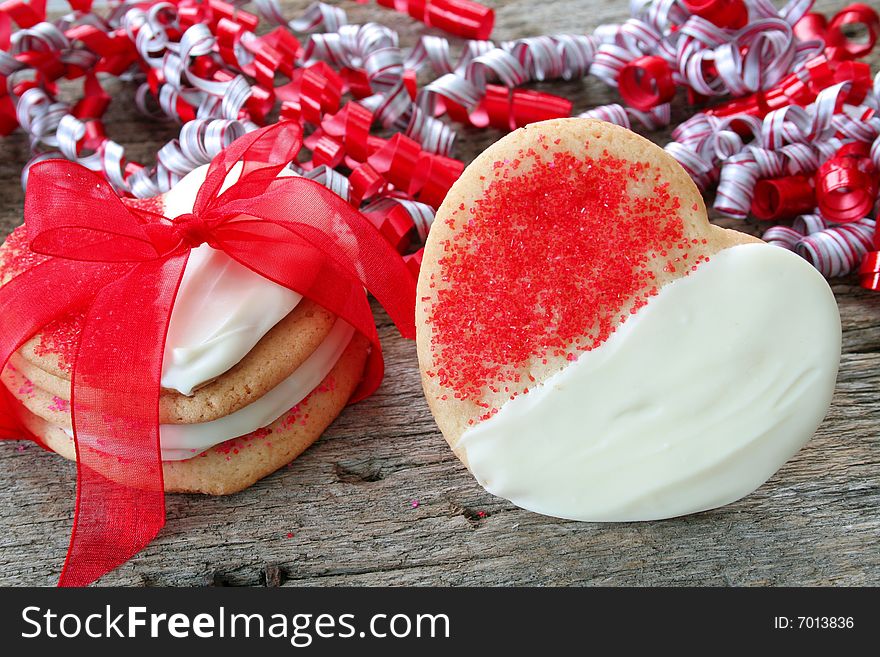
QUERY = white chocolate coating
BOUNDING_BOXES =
[457,244,841,521]
[66,319,355,460]
[160,164,302,395]
[160,319,354,460]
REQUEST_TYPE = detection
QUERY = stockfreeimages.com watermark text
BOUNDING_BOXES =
[22,605,450,646]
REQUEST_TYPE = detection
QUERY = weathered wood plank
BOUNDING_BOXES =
[0,0,877,587]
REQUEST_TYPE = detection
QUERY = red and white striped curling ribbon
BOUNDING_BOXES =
[796,217,876,277]
[762,225,803,249]
[763,213,877,277]
[670,77,878,218]
[578,102,671,131]
[253,0,347,33]
[304,21,457,156]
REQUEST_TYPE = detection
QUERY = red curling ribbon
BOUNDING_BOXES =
[377,0,424,19]
[64,23,139,76]
[15,48,67,81]
[793,12,827,43]
[403,69,418,100]
[279,100,301,123]
[192,55,221,81]
[0,122,416,586]
[816,144,878,224]
[831,60,873,105]
[425,0,494,40]
[779,76,812,106]
[479,85,521,129]
[0,0,46,29]
[0,92,16,135]
[825,3,879,61]
[310,134,345,168]
[803,55,834,92]
[618,56,676,112]
[65,25,134,58]
[341,68,374,99]
[249,42,288,88]
[682,0,748,30]
[322,103,373,163]
[75,119,106,154]
[147,68,164,97]
[277,63,343,125]
[859,251,880,291]
[210,0,259,32]
[71,74,111,120]
[348,162,385,205]
[403,247,423,278]
[379,0,493,40]
[411,152,464,208]
[245,85,275,124]
[364,203,414,253]
[454,85,571,130]
[253,27,301,76]
[509,88,572,128]
[751,175,816,221]
[178,0,259,33]
[368,133,423,190]
[216,17,250,70]
[300,63,343,123]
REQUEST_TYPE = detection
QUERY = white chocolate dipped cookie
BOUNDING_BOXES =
[416,118,841,521]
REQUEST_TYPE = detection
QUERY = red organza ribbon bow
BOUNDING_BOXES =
[0,121,416,586]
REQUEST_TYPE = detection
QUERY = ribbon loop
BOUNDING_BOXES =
[25,160,164,263]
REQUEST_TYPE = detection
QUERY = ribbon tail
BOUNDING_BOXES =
[0,385,32,439]
[0,258,123,442]
[60,253,187,587]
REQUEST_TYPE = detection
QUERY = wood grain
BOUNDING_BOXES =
[0,0,877,587]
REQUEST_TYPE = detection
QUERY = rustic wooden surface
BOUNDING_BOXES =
[0,0,878,587]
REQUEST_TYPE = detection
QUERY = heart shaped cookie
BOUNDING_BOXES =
[416,118,841,521]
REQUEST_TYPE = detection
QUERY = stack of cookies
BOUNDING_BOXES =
[0,164,370,495]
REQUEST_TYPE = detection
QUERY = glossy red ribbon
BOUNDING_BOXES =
[859,251,880,290]
[751,175,816,221]
[816,143,878,224]
[0,121,416,586]
[682,0,748,29]
[377,0,495,40]
[618,56,676,112]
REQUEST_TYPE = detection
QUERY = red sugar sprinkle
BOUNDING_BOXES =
[17,377,34,397]
[49,396,70,412]
[0,227,87,374]
[123,195,165,215]
[428,145,700,409]
[0,227,49,283]
[1,200,167,375]
[32,312,86,374]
